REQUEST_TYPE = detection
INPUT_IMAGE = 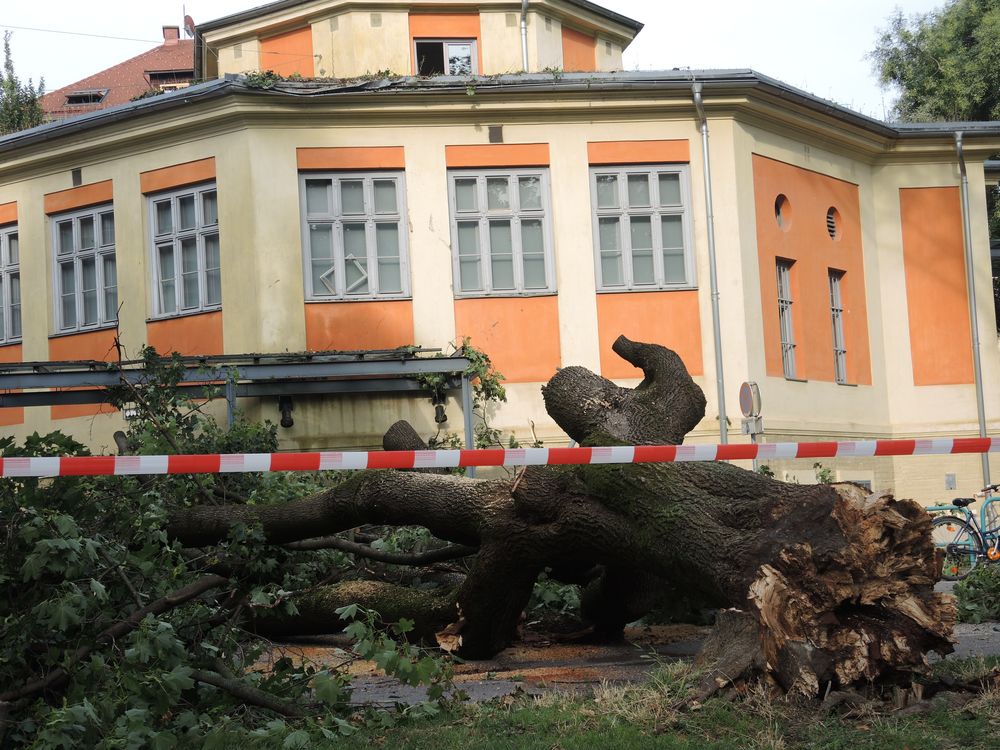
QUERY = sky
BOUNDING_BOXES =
[1,0,946,121]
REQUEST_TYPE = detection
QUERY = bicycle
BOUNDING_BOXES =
[929,483,1000,580]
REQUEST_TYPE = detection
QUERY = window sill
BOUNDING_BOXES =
[837,382,859,388]
[454,290,557,300]
[49,323,118,340]
[146,307,222,324]
[0,339,23,348]
[305,297,412,304]
[596,286,698,294]
[784,376,808,383]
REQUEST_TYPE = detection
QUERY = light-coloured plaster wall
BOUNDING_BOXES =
[528,12,563,71]
[216,39,262,77]
[480,11,524,74]
[595,36,623,71]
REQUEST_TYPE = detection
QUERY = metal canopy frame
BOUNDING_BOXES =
[0,348,477,460]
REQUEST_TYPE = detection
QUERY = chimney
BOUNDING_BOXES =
[162,26,180,45]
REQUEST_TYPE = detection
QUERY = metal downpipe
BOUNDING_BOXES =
[692,82,728,443]
[520,0,529,72]
[954,131,991,485]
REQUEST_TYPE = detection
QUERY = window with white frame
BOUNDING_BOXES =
[150,184,220,316]
[0,225,20,344]
[776,259,796,379]
[301,173,409,299]
[829,270,847,384]
[590,165,694,290]
[415,40,476,75]
[52,205,117,332]
[449,169,554,296]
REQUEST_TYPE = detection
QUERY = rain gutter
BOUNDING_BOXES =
[692,81,728,443]
[954,131,991,486]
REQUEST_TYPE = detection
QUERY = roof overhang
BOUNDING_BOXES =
[3,71,1000,174]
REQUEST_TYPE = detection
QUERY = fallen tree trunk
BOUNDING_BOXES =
[166,336,954,696]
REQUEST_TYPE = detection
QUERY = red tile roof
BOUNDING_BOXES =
[42,30,195,120]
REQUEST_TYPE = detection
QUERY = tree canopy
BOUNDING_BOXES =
[0,32,44,136]
[871,0,1000,122]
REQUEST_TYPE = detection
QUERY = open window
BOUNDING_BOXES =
[414,40,476,76]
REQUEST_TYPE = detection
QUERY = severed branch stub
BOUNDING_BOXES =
[166,335,955,697]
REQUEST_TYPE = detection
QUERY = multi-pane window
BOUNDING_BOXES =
[0,225,20,343]
[301,173,409,299]
[829,270,847,384]
[449,170,554,295]
[53,206,117,332]
[150,184,220,316]
[591,166,693,290]
[415,40,476,75]
[776,259,796,379]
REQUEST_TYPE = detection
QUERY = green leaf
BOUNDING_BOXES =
[282,730,311,748]
[335,603,359,621]
[89,578,107,601]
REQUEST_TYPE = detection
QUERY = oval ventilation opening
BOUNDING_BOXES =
[827,207,841,240]
[774,194,792,231]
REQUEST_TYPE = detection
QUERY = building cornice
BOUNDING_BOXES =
[2,72,999,181]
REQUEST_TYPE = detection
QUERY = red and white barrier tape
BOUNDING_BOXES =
[2,437,998,478]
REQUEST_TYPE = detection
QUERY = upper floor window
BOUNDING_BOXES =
[448,169,554,296]
[150,184,220,317]
[590,166,694,291]
[301,173,410,300]
[0,225,20,344]
[52,206,117,332]
[776,259,796,379]
[415,40,476,75]
[829,270,847,384]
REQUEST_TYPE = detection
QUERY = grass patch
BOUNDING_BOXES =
[334,656,1000,750]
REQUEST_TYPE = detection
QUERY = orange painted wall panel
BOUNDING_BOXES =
[752,155,872,384]
[900,187,973,385]
[408,13,482,73]
[0,343,24,426]
[596,291,703,379]
[561,26,596,72]
[588,140,690,165]
[48,328,119,420]
[297,147,405,171]
[140,158,216,194]
[445,144,550,168]
[454,296,560,383]
[146,311,224,356]
[305,301,414,351]
[260,27,314,77]
[0,201,16,225]
[44,181,114,214]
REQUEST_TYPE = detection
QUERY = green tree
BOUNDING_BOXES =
[0,31,44,135]
[871,0,1000,122]
[872,0,1000,255]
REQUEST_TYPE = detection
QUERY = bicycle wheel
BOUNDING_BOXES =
[931,515,982,580]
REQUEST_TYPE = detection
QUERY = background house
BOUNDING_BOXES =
[40,25,194,120]
[2,0,999,503]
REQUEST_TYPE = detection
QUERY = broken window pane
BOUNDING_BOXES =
[596,175,619,209]
[447,43,473,75]
[519,176,542,210]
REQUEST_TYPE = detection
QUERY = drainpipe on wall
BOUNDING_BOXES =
[692,82,728,443]
[520,0,530,72]
[954,130,991,486]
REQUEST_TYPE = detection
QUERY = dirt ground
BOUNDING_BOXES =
[265,623,711,705]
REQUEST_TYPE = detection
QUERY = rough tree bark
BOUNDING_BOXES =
[166,336,954,697]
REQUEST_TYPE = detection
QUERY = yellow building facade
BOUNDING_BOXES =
[1,1,999,504]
